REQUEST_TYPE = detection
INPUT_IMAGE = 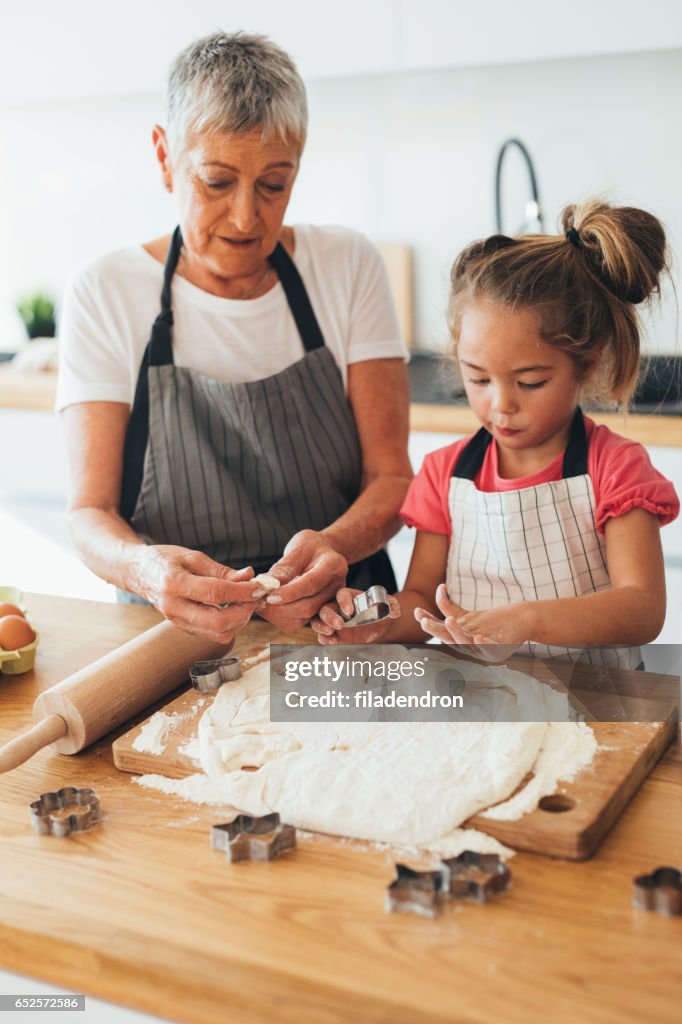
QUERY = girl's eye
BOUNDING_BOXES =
[519,380,548,390]
[468,378,490,386]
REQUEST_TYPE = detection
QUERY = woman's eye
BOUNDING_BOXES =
[519,380,547,390]
[204,180,232,190]
[260,182,286,193]
[468,378,490,386]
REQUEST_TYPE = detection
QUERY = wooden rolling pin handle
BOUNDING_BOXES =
[0,715,67,774]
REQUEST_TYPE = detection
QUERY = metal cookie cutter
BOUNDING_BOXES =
[341,585,391,629]
[30,786,101,838]
[190,654,242,693]
[442,850,512,903]
[211,813,296,863]
[385,863,449,919]
[633,866,682,916]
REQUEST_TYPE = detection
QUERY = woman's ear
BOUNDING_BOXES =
[152,125,173,192]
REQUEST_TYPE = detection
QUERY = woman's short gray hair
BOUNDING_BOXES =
[167,31,308,153]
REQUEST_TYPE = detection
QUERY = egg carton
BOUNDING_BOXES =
[0,586,39,675]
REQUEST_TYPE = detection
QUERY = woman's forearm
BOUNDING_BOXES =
[320,474,412,564]
[528,587,666,645]
[68,506,149,593]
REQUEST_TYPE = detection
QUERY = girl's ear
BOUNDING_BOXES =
[580,348,603,382]
[152,125,173,192]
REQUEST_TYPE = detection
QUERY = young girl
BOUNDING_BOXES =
[311,200,679,663]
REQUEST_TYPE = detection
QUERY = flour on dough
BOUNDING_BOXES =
[253,573,280,592]
[136,648,596,848]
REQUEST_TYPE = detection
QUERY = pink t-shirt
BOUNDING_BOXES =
[401,416,680,536]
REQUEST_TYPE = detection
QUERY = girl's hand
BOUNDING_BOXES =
[456,602,534,648]
[414,584,525,663]
[310,587,401,645]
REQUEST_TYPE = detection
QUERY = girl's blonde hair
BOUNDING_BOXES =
[448,200,669,407]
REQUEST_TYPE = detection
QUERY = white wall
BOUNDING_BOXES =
[0,32,680,351]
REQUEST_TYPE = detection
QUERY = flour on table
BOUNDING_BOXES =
[136,647,597,850]
[133,711,172,755]
[133,708,193,756]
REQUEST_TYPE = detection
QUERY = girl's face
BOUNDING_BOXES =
[457,299,584,458]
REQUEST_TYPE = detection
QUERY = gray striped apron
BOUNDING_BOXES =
[447,409,641,667]
[118,226,396,602]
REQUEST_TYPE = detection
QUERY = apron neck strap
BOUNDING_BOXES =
[453,407,588,480]
[148,225,183,367]
[149,229,325,365]
[268,241,325,352]
[452,426,492,480]
[561,407,588,477]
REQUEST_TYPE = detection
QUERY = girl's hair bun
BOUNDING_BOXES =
[561,200,667,305]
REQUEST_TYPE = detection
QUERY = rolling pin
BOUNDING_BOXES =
[0,619,230,773]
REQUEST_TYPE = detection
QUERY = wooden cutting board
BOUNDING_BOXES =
[113,638,677,861]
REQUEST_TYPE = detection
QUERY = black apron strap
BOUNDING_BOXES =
[452,408,588,481]
[119,228,181,520]
[268,242,325,352]
[452,427,493,479]
[561,407,588,478]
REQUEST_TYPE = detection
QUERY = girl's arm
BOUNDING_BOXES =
[312,530,452,644]
[455,508,667,646]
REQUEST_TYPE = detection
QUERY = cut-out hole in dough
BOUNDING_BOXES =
[538,794,575,813]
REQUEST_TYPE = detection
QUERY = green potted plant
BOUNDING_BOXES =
[16,292,56,339]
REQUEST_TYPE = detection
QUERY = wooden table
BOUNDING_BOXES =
[1,594,681,1024]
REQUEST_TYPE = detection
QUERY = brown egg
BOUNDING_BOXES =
[0,615,36,650]
[0,602,25,619]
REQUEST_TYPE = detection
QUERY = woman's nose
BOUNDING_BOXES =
[228,187,259,233]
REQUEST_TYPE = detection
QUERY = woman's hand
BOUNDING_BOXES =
[415,584,526,663]
[310,587,401,645]
[256,530,349,633]
[132,544,265,642]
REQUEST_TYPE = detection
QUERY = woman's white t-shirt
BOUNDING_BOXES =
[56,224,408,411]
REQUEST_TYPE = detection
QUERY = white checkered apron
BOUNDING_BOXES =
[445,418,641,667]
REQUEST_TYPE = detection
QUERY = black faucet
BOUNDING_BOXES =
[495,138,544,235]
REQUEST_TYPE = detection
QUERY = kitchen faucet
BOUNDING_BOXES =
[495,137,544,234]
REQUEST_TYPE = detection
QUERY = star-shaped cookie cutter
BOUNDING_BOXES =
[385,863,449,918]
[190,654,242,693]
[386,851,512,917]
[211,813,297,863]
[633,866,682,916]
[442,850,512,903]
[30,786,101,838]
[340,585,391,629]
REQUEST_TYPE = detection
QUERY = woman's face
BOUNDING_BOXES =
[156,126,300,284]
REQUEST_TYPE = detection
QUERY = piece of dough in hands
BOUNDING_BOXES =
[253,573,281,592]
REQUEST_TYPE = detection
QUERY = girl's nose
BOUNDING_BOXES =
[491,386,519,415]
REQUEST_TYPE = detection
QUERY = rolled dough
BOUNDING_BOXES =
[176,648,598,846]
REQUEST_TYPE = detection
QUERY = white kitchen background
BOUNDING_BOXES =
[0,0,680,640]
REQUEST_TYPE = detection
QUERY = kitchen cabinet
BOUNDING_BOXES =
[1,0,680,105]
[401,0,682,73]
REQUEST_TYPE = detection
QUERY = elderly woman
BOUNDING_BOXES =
[57,32,411,643]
